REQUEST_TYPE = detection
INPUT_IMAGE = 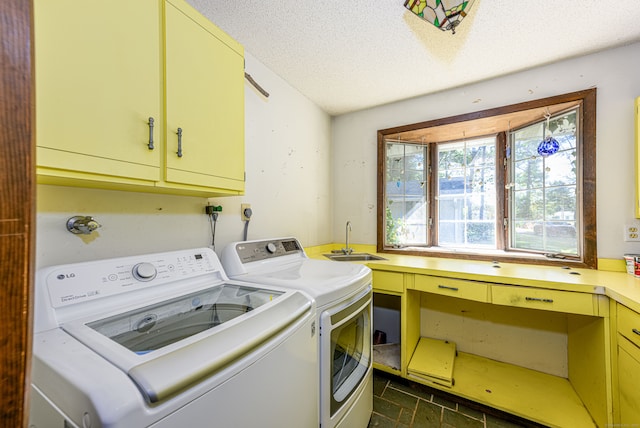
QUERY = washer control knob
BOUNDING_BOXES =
[266,243,277,254]
[132,262,157,281]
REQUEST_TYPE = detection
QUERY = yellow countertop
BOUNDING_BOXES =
[306,244,640,314]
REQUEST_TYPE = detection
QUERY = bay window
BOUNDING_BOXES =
[377,89,596,268]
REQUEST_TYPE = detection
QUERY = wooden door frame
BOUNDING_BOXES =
[0,0,35,426]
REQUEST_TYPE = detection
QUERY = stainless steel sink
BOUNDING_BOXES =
[323,253,387,262]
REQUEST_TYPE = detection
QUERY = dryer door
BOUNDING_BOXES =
[322,288,372,417]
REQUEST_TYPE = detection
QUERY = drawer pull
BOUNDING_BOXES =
[633,328,640,336]
[525,297,554,303]
[438,285,459,292]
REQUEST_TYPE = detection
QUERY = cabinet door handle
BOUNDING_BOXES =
[438,285,459,291]
[147,117,155,150]
[176,127,183,157]
[525,297,554,303]
[633,328,640,336]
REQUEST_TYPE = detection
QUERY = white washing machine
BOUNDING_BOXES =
[30,247,318,428]
[221,237,373,428]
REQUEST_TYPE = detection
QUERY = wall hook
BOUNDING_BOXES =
[66,216,102,235]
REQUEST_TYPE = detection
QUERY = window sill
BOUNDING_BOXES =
[380,246,591,269]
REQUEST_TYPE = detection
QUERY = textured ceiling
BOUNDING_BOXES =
[187,0,640,116]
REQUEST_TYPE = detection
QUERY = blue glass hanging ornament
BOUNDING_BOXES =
[537,136,559,157]
[537,111,559,157]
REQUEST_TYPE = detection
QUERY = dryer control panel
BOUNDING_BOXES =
[234,238,303,263]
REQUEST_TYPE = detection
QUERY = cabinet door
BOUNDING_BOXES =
[34,0,161,182]
[164,0,245,192]
[618,338,640,424]
[636,96,640,218]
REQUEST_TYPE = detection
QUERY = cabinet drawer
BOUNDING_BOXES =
[492,286,596,316]
[412,275,489,303]
[372,271,403,293]
[618,303,640,349]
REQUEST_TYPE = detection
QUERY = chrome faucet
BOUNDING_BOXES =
[343,221,353,254]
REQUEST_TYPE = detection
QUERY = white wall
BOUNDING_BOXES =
[331,41,640,260]
[37,42,640,268]
[36,53,332,268]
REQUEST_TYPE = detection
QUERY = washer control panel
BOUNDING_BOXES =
[235,238,302,264]
[43,248,218,308]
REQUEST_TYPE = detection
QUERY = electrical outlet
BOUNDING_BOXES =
[624,224,640,242]
[205,205,222,215]
[241,204,252,221]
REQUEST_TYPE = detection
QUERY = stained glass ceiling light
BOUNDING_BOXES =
[404,0,476,34]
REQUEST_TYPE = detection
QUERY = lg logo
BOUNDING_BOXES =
[56,273,76,280]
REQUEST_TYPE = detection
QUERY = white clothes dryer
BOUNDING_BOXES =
[221,237,373,428]
[30,247,318,428]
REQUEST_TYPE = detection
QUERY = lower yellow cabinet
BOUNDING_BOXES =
[368,268,615,427]
[492,285,597,316]
[372,270,403,293]
[412,274,489,303]
[616,303,640,425]
[618,340,640,424]
[401,274,607,427]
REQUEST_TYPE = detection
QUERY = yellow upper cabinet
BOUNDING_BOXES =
[34,0,245,197]
[164,0,245,193]
[34,0,162,183]
[636,97,640,217]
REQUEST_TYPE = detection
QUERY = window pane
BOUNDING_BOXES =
[513,157,543,189]
[437,137,496,248]
[514,123,543,161]
[544,149,577,187]
[467,222,495,245]
[513,188,544,221]
[509,108,580,256]
[385,142,427,246]
[439,220,464,246]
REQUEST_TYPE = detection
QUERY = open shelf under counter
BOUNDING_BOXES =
[372,292,402,375]
[407,351,596,428]
[373,343,401,374]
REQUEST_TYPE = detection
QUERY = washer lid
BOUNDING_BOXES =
[231,258,371,308]
[62,283,312,404]
[85,283,283,355]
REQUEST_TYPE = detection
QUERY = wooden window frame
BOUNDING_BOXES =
[377,88,597,269]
